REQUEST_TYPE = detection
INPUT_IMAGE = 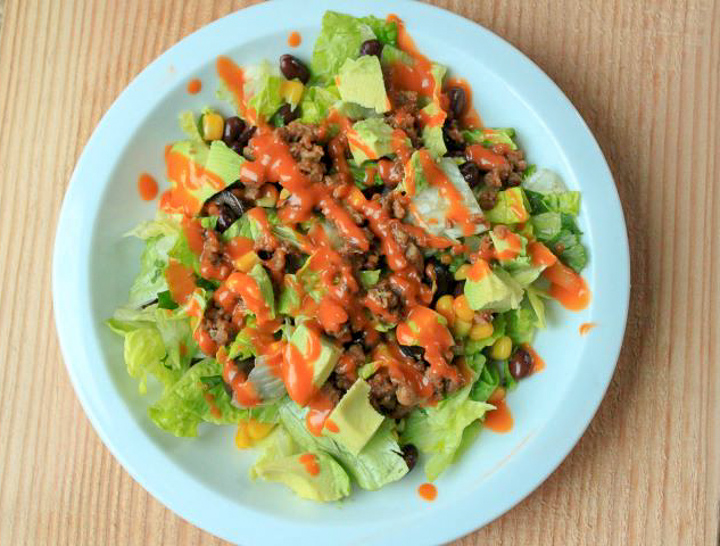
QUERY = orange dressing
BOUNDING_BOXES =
[299,453,320,476]
[523,344,546,373]
[226,271,275,326]
[579,322,597,336]
[182,217,205,254]
[396,306,458,383]
[164,259,195,306]
[186,78,202,94]
[282,323,323,406]
[305,389,336,437]
[372,343,434,401]
[465,144,508,170]
[218,347,262,407]
[467,258,491,282]
[528,241,557,267]
[418,482,437,501]
[287,31,302,47]
[543,262,591,311]
[484,399,514,433]
[137,173,158,201]
[386,15,437,100]
[492,226,524,260]
[160,146,224,215]
[325,419,340,434]
[216,55,246,109]
[203,392,222,418]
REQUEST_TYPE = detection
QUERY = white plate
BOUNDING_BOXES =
[52,1,630,544]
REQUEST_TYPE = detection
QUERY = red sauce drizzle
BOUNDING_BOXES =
[137,173,158,201]
[579,322,597,336]
[305,389,335,437]
[287,31,302,47]
[186,78,202,95]
[484,399,514,433]
[299,453,320,476]
[543,262,591,311]
[396,306,458,383]
[418,483,437,501]
[164,259,195,306]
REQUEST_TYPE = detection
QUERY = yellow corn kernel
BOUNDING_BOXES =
[440,254,452,265]
[235,251,260,272]
[280,80,305,107]
[487,386,506,404]
[247,419,275,441]
[235,424,252,449]
[453,295,475,323]
[435,294,455,325]
[491,336,513,360]
[202,112,224,141]
[469,322,494,341]
[452,319,472,339]
[454,264,470,281]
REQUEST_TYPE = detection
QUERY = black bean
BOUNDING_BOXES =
[447,86,467,119]
[215,188,249,218]
[399,344,425,360]
[401,444,418,471]
[223,116,245,145]
[442,124,465,152]
[215,207,236,233]
[276,103,299,126]
[509,348,533,380]
[445,149,466,158]
[236,125,257,148]
[230,141,245,156]
[257,249,273,260]
[279,54,310,84]
[360,39,383,58]
[430,260,454,303]
[361,184,384,200]
[284,253,303,274]
[459,161,482,187]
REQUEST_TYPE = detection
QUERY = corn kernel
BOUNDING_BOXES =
[440,254,452,265]
[453,295,475,322]
[247,419,275,441]
[280,80,305,107]
[487,386,506,404]
[235,251,260,272]
[491,336,513,360]
[235,424,251,449]
[435,294,455,325]
[454,264,470,281]
[452,319,472,338]
[469,322,494,341]
[202,112,224,141]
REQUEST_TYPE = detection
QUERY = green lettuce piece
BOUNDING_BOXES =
[299,85,340,124]
[358,15,398,45]
[530,212,587,272]
[154,308,198,371]
[277,274,301,316]
[420,102,447,157]
[178,111,205,144]
[250,427,351,502]
[381,44,414,67]
[337,55,390,114]
[526,189,581,215]
[123,327,181,394]
[527,286,548,329]
[462,127,517,150]
[505,301,537,345]
[126,221,181,307]
[463,314,506,354]
[248,74,284,121]
[484,187,531,225]
[311,11,376,84]
[350,161,383,190]
[523,167,566,193]
[401,383,493,481]
[148,359,254,437]
[470,359,501,402]
[204,140,244,187]
[278,400,408,490]
[106,304,157,335]
[348,118,395,163]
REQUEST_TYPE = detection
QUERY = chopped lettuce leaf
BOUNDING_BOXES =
[204,140,244,187]
[505,301,537,345]
[401,383,493,481]
[299,85,340,124]
[358,15,398,45]
[337,55,390,113]
[123,327,180,394]
[312,11,376,84]
[348,117,395,164]
[484,187,530,225]
[420,102,447,157]
[358,269,381,288]
[526,189,581,215]
[470,359,501,402]
[248,73,284,122]
[148,358,254,437]
[523,167,566,193]
[462,127,517,150]
[179,111,205,144]
[279,400,408,490]
[154,308,198,371]
[250,427,351,502]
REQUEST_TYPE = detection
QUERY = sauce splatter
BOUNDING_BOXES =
[579,322,597,336]
[305,389,335,436]
[418,483,437,501]
[484,399,514,433]
[203,392,222,418]
[164,259,195,306]
[543,262,591,311]
[137,173,158,201]
[325,419,340,433]
[524,344,546,373]
[287,31,302,47]
[299,453,320,476]
[186,78,202,94]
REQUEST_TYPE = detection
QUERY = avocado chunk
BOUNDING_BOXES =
[484,187,531,224]
[323,378,385,455]
[336,55,390,113]
[251,449,351,502]
[347,118,396,164]
[287,323,342,402]
[464,263,524,312]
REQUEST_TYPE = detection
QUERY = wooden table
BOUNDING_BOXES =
[1,0,718,544]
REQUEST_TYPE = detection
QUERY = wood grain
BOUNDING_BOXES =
[0,0,718,544]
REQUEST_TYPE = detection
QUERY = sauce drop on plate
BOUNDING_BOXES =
[287,31,301,47]
[418,483,437,501]
[186,78,202,94]
[137,172,158,201]
[484,399,514,433]
[579,322,597,336]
